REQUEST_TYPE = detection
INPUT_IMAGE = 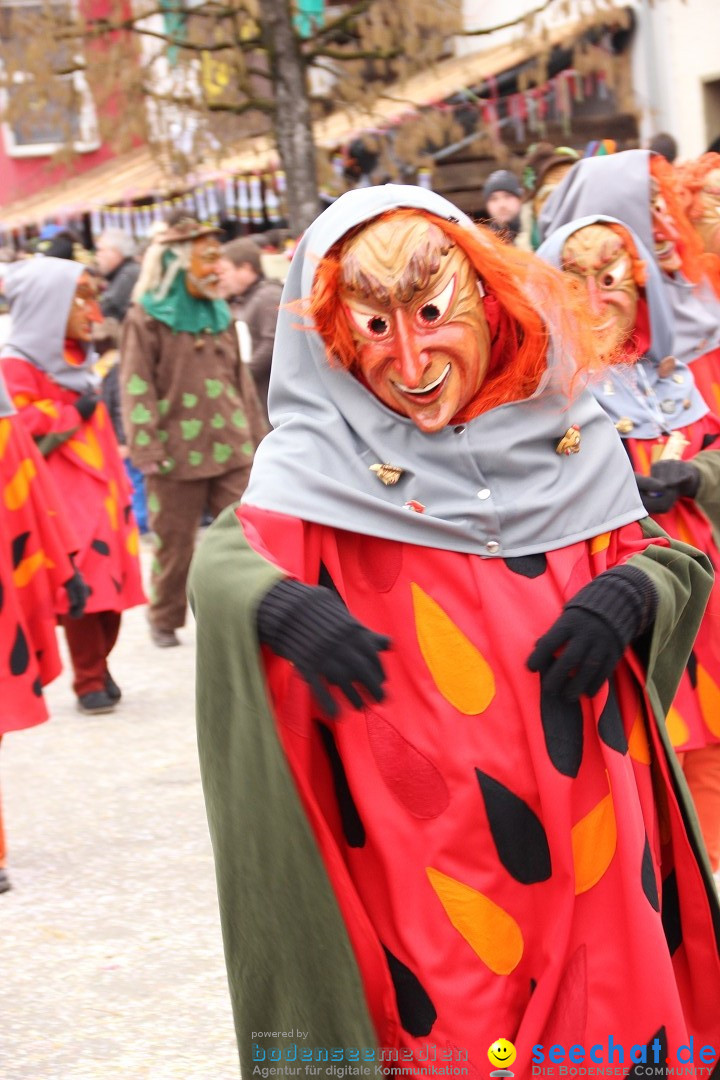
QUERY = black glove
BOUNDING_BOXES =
[650,459,700,500]
[75,392,98,421]
[635,471,677,515]
[527,565,658,700]
[64,569,90,619]
[257,579,390,718]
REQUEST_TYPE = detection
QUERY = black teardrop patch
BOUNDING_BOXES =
[11,531,30,568]
[687,649,698,689]
[540,682,583,777]
[661,870,681,955]
[504,554,548,578]
[641,834,660,912]
[598,684,628,754]
[317,722,365,847]
[382,945,437,1036]
[475,769,551,883]
[10,624,30,675]
[319,561,345,603]
[112,577,122,593]
[32,676,43,697]
[628,1026,667,1077]
[701,433,719,450]
[91,539,111,556]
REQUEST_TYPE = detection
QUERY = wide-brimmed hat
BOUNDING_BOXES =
[159,215,223,244]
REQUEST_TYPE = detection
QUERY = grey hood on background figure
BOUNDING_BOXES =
[0,367,15,418]
[538,215,708,440]
[0,257,99,394]
[539,148,720,366]
[242,184,645,558]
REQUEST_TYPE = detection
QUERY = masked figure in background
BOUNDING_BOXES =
[539,214,720,876]
[189,187,720,1076]
[121,217,267,648]
[539,148,720,414]
[0,362,88,889]
[0,258,144,715]
[678,152,720,259]
[521,143,579,250]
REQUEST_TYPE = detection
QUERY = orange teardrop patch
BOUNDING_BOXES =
[0,418,11,459]
[571,788,617,894]
[68,426,104,471]
[665,705,689,748]
[13,549,49,588]
[426,867,523,974]
[696,664,720,737]
[590,532,610,555]
[411,583,495,715]
[4,458,36,511]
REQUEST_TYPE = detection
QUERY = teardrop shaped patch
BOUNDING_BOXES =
[426,866,524,974]
[475,770,551,884]
[382,945,437,1036]
[317,722,365,847]
[696,663,720,737]
[540,683,583,777]
[571,788,617,894]
[366,709,449,818]
[641,833,659,912]
[411,583,495,715]
[598,684,628,754]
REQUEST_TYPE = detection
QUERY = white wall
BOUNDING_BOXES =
[459,0,720,159]
[630,0,720,158]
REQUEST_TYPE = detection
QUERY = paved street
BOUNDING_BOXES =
[2,548,240,1080]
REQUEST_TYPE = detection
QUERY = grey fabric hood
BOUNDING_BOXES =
[1,257,99,393]
[538,149,720,366]
[537,215,707,438]
[0,366,15,417]
[242,184,645,558]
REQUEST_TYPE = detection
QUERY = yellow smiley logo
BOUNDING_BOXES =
[488,1039,517,1069]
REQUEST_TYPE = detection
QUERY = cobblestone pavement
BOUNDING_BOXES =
[2,548,240,1080]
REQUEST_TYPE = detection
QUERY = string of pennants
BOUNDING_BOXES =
[1,63,610,246]
[88,169,288,240]
[414,67,609,146]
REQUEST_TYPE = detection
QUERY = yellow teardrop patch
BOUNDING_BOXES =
[697,664,720,737]
[0,418,11,459]
[411,583,495,715]
[665,705,689,748]
[571,789,617,894]
[426,866,523,975]
[126,526,139,557]
[68,427,104,471]
[628,703,651,765]
[4,458,36,511]
[13,549,47,588]
[590,532,610,555]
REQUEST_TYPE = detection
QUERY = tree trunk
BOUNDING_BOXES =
[260,0,319,235]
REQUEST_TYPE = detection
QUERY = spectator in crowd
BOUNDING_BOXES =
[481,169,524,243]
[648,131,679,164]
[121,217,267,648]
[95,229,141,321]
[217,238,283,422]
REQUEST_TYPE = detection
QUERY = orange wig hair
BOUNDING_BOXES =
[675,153,720,298]
[650,154,720,297]
[307,208,614,419]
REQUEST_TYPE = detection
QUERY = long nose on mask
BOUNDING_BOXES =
[392,310,430,388]
[584,276,605,317]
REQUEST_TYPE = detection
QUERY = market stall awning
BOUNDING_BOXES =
[0,10,622,231]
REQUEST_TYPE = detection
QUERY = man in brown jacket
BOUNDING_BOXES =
[120,217,267,647]
[217,238,283,423]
